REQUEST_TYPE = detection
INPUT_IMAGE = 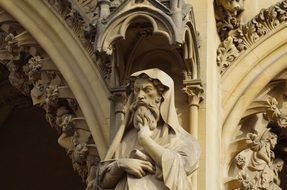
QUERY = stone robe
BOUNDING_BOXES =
[99,123,197,190]
[97,68,199,190]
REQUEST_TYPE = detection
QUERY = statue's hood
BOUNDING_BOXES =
[105,68,185,159]
[130,68,181,133]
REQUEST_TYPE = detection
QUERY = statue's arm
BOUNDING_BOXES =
[138,134,165,166]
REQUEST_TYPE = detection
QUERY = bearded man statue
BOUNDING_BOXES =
[96,68,200,190]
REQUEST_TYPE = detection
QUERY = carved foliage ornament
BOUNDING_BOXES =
[0,12,100,190]
[217,0,287,74]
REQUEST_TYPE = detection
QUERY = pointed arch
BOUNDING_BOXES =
[0,0,110,158]
[221,25,287,177]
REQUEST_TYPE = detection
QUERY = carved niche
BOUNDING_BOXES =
[0,9,100,190]
[46,0,203,133]
[47,0,203,135]
[225,71,287,190]
[46,0,201,84]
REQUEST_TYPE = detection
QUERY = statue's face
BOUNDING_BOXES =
[133,78,160,104]
[132,78,161,130]
[269,134,277,149]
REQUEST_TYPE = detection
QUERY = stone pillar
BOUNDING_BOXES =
[182,79,203,190]
[110,87,127,142]
[171,0,183,31]
[183,79,204,136]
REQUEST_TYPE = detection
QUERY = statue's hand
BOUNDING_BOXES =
[138,117,152,141]
[117,158,154,178]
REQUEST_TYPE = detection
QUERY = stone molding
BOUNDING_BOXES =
[217,0,287,75]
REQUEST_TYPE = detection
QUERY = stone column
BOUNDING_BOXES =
[182,79,203,190]
[110,87,127,142]
[170,0,183,31]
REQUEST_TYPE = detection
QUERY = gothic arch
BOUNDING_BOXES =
[0,0,110,158]
[222,26,287,143]
[96,10,177,53]
[221,25,287,188]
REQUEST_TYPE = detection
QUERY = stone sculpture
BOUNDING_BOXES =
[214,0,245,41]
[96,68,200,190]
[233,129,284,190]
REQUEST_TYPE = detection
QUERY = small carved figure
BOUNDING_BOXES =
[235,154,246,170]
[97,68,199,190]
[244,130,284,190]
[272,158,284,189]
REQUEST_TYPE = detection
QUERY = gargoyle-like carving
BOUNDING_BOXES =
[216,36,240,71]
[217,0,287,74]
[214,0,245,41]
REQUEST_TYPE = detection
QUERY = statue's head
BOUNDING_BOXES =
[273,159,284,172]
[262,130,278,149]
[129,73,168,130]
[218,0,244,15]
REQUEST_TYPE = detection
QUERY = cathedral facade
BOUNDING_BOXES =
[0,0,287,189]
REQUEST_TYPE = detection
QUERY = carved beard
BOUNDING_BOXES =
[130,99,160,130]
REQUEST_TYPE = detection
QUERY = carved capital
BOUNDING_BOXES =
[182,80,204,107]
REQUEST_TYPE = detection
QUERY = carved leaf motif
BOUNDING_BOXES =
[231,22,259,51]
[218,0,287,75]
[217,36,240,73]
[23,56,42,82]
